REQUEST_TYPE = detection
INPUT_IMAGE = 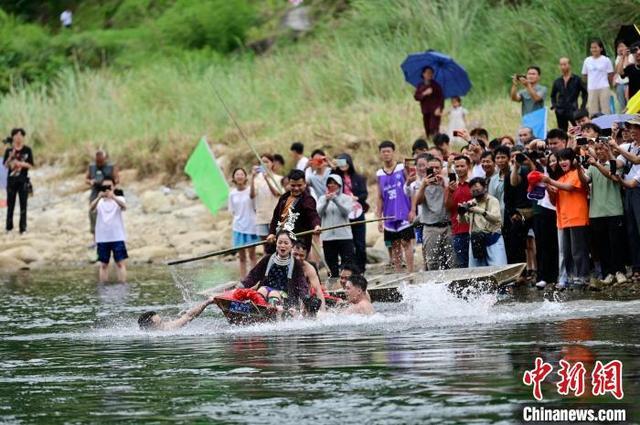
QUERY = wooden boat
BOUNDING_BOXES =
[209,264,526,323]
[326,263,527,302]
[213,294,278,325]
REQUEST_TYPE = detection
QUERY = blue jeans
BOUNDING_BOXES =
[468,235,508,267]
[616,83,627,112]
[452,233,469,268]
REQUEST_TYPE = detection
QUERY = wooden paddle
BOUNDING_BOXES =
[167,216,393,266]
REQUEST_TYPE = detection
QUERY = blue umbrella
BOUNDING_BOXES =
[592,114,635,129]
[400,50,471,98]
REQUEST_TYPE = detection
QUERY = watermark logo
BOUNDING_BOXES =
[523,357,624,400]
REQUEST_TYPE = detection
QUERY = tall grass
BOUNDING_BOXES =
[0,0,636,178]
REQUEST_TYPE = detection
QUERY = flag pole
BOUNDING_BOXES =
[166,217,393,266]
[212,87,283,195]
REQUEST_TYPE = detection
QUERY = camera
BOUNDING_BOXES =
[579,155,590,168]
[576,137,589,146]
[98,185,111,192]
[526,150,543,161]
[515,153,527,164]
[457,204,469,215]
[596,136,610,144]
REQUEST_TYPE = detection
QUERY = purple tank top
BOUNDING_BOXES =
[376,163,411,232]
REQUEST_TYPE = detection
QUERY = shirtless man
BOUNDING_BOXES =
[343,275,374,315]
[137,297,216,331]
[292,241,326,312]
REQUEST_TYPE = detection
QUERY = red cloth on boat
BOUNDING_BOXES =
[229,288,268,306]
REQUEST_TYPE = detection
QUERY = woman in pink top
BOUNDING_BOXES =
[542,148,590,287]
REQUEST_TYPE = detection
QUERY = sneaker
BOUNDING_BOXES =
[535,280,547,289]
[602,274,615,285]
[615,272,628,284]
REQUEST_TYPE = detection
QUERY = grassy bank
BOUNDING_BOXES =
[0,0,635,178]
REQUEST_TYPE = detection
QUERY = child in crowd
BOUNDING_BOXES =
[447,96,468,137]
[228,168,258,278]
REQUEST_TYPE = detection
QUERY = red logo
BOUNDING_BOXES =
[556,359,586,397]
[592,360,624,400]
[524,357,624,400]
[523,357,553,401]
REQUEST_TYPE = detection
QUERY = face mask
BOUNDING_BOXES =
[471,189,485,199]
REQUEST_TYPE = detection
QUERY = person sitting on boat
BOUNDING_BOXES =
[343,275,374,315]
[292,241,326,313]
[137,297,216,331]
[242,231,309,309]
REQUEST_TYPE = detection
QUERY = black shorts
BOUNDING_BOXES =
[384,227,414,243]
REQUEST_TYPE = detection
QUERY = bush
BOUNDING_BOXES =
[155,0,255,52]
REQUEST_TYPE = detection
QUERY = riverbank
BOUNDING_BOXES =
[0,165,232,271]
[0,164,390,273]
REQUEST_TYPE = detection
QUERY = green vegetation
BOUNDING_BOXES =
[0,0,636,177]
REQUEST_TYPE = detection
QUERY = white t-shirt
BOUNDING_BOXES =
[254,173,282,225]
[228,187,257,234]
[60,10,72,26]
[471,163,486,179]
[617,142,640,179]
[95,197,126,243]
[296,157,309,171]
[628,164,640,183]
[581,56,614,91]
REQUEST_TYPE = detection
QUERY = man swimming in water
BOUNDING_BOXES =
[138,296,216,331]
[343,275,374,315]
[339,263,371,303]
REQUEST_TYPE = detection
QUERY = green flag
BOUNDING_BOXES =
[185,137,229,215]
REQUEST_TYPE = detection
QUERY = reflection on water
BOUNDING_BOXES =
[0,267,639,424]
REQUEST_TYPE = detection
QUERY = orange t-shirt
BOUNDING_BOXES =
[556,169,589,229]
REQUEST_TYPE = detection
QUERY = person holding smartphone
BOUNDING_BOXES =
[334,153,369,271]
[415,156,454,270]
[250,154,282,241]
[510,66,547,117]
[89,177,128,283]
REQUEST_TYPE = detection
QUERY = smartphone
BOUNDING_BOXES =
[453,130,462,137]
[426,167,434,177]
[609,160,617,175]
[257,166,265,173]
[576,137,589,146]
[336,158,348,168]
[448,172,457,182]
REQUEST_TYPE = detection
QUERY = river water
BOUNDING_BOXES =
[1,267,639,424]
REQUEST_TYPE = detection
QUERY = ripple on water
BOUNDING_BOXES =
[1,268,639,424]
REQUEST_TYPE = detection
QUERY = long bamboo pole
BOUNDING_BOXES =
[166,216,392,266]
